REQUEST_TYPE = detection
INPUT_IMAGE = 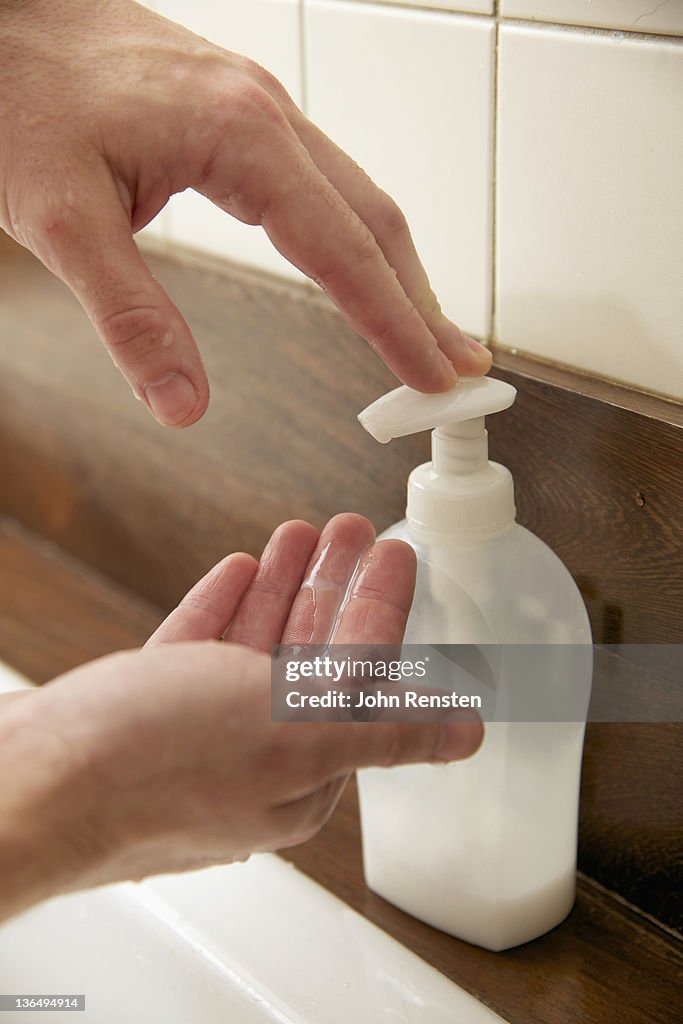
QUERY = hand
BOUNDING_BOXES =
[0,514,482,920]
[0,0,491,428]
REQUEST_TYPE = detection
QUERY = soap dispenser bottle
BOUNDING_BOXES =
[356,377,593,951]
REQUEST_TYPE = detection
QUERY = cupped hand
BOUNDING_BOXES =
[0,515,481,917]
[0,0,491,427]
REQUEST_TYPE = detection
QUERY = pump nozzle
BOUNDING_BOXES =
[358,377,516,443]
[358,378,518,538]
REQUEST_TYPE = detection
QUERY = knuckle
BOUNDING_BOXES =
[370,724,431,768]
[352,580,388,604]
[352,582,410,620]
[31,189,78,238]
[249,575,291,600]
[376,191,409,239]
[367,317,398,353]
[19,197,80,270]
[237,57,294,108]
[424,288,443,319]
[367,296,420,353]
[37,210,68,240]
[179,590,223,618]
[99,306,169,360]
[353,226,381,268]
[228,76,289,131]
[372,726,405,767]
[316,226,378,289]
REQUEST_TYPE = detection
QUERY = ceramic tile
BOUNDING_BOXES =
[305,1,495,337]
[496,25,683,399]
[156,1,304,280]
[501,0,683,37]
[347,1,494,15]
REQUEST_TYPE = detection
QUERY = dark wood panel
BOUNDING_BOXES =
[484,354,683,930]
[488,351,683,646]
[0,524,680,1024]
[0,518,161,682]
[0,231,681,929]
[580,721,682,929]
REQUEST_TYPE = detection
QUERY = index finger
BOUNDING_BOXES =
[289,117,492,379]
[204,116,458,392]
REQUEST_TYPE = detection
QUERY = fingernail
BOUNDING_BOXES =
[434,718,483,762]
[464,335,492,360]
[143,372,198,426]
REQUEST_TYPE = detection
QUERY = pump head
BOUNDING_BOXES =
[359,377,518,539]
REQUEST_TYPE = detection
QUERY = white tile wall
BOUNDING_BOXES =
[346,1,493,14]
[305,1,495,337]
[496,25,683,400]
[153,0,304,280]
[501,0,683,38]
[135,0,683,400]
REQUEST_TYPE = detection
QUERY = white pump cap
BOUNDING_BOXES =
[359,377,518,539]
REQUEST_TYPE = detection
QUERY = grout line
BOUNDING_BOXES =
[339,2,682,44]
[323,0,494,20]
[377,3,493,21]
[500,14,683,44]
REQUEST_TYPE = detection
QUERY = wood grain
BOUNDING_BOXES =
[0,522,680,1024]
[485,354,683,930]
[0,230,680,930]
[0,518,161,682]
[488,351,683,645]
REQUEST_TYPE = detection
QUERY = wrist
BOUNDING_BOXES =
[0,689,106,921]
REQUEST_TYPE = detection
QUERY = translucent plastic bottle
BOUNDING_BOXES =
[356,378,593,951]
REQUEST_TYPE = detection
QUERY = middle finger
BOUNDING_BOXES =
[282,513,375,646]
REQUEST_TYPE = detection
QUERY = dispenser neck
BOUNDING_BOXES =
[432,417,488,476]
[406,416,516,540]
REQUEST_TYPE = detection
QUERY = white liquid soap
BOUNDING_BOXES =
[356,377,593,951]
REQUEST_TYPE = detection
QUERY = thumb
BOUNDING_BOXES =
[30,178,209,427]
[332,714,484,773]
